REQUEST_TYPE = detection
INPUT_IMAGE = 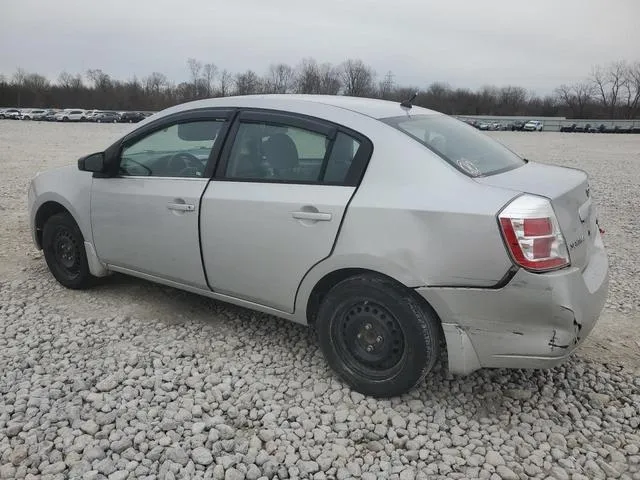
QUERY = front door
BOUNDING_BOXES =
[91,117,228,288]
[200,111,370,312]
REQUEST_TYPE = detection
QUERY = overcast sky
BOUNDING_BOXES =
[1,0,638,94]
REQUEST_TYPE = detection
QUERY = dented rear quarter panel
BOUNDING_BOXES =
[293,125,521,322]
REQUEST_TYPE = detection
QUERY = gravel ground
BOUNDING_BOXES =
[0,121,639,480]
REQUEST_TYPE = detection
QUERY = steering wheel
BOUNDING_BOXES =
[167,152,205,177]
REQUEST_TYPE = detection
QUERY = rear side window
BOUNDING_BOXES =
[381,114,525,177]
[324,132,361,184]
[223,121,364,185]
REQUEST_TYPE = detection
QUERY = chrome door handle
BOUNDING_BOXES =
[167,202,195,212]
[292,211,332,221]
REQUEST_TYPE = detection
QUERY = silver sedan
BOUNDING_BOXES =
[28,94,609,397]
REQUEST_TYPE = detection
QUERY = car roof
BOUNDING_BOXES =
[154,94,440,121]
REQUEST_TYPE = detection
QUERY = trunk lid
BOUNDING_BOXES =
[475,161,598,271]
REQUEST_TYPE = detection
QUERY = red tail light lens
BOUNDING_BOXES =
[498,195,570,272]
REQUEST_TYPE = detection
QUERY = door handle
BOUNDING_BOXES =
[167,202,195,212]
[292,211,332,221]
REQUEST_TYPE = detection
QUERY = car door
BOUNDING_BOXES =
[200,110,372,312]
[91,110,232,288]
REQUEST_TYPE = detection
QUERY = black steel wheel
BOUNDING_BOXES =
[332,300,406,380]
[317,273,441,397]
[42,212,95,289]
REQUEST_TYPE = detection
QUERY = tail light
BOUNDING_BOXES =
[498,194,570,272]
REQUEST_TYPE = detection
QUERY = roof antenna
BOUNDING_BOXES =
[400,91,418,109]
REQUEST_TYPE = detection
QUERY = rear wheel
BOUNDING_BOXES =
[42,212,95,289]
[317,274,441,397]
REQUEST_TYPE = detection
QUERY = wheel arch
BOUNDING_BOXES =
[34,201,73,249]
[303,267,443,334]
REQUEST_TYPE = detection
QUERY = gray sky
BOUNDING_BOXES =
[1,0,638,94]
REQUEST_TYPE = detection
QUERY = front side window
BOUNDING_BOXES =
[119,120,224,177]
[224,121,363,184]
[381,114,525,177]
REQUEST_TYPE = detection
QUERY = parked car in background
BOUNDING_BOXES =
[478,122,490,130]
[560,123,577,132]
[55,109,87,122]
[28,94,609,397]
[1,108,22,119]
[22,109,47,120]
[85,110,103,121]
[43,110,60,121]
[510,120,525,131]
[94,112,121,123]
[524,120,544,131]
[119,111,146,123]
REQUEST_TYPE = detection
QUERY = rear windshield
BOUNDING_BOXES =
[381,114,526,177]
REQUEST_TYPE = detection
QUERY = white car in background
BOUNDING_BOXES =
[524,120,544,131]
[21,109,47,120]
[1,108,22,119]
[85,110,103,120]
[55,109,87,122]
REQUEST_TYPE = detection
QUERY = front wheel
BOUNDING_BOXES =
[42,212,95,289]
[317,274,441,397]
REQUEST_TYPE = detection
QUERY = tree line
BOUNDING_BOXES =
[1,57,639,119]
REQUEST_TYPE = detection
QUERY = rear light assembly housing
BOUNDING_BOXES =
[498,194,570,272]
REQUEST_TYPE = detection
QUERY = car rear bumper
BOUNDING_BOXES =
[416,232,609,375]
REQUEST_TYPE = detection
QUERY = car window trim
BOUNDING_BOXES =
[100,108,235,179]
[213,108,373,187]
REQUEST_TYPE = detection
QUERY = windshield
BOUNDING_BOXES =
[381,114,526,177]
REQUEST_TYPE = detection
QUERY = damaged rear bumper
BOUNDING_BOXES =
[416,234,609,375]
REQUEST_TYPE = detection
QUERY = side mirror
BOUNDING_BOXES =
[78,152,105,173]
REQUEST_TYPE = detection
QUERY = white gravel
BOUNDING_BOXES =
[0,121,639,479]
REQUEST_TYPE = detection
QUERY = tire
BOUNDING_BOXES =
[317,274,441,397]
[42,212,95,289]
[63,117,69,122]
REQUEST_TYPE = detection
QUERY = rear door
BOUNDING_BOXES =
[200,110,372,312]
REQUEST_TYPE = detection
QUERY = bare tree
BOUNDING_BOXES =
[295,58,322,94]
[144,72,168,94]
[202,63,217,97]
[58,72,83,89]
[498,86,528,115]
[555,81,593,118]
[23,73,49,91]
[235,70,261,95]
[86,69,111,90]
[187,58,202,97]
[591,61,627,118]
[340,59,375,97]
[218,69,232,97]
[264,63,295,93]
[12,68,27,86]
[621,62,640,119]
[318,63,342,94]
